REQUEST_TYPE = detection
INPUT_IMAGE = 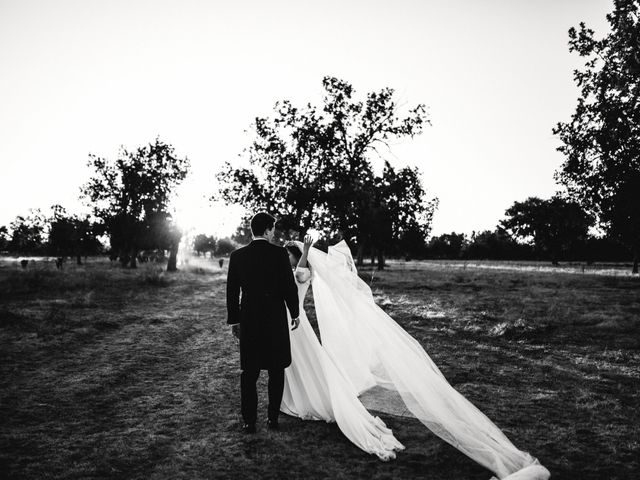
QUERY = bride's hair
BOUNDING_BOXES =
[285,243,302,260]
[285,243,312,277]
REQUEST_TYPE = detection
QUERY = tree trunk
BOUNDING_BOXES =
[633,248,639,274]
[167,245,178,272]
[119,249,129,267]
[356,244,364,266]
[76,254,82,265]
[129,248,138,268]
[377,250,385,270]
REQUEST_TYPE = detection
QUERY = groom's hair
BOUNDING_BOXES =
[250,212,276,236]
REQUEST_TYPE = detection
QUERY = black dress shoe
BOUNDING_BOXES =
[267,419,279,431]
[242,423,256,434]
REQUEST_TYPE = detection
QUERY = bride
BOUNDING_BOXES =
[280,236,550,480]
[281,236,404,461]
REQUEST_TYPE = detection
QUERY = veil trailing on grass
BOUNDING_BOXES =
[295,240,550,480]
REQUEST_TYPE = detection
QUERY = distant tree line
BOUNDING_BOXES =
[211,194,630,266]
[1,138,190,272]
[382,194,628,264]
[381,231,628,264]
[417,230,629,265]
[192,234,237,258]
[0,207,103,262]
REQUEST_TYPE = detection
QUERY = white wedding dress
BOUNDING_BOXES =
[281,265,405,461]
[282,242,550,480]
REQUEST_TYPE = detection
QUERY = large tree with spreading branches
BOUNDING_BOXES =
[82,138,189,270]
[216,76,436,268]
[553,0,640,273]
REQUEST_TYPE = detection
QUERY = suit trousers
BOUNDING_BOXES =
[240,368,285,425]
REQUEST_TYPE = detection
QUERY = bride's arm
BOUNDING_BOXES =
[297,235,313,269]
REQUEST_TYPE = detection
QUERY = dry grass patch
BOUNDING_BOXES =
[0,258,638,479]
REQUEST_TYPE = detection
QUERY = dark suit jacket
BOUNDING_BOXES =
[226,239,300,370]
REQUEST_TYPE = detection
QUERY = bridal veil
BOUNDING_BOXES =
[295,240,550,480]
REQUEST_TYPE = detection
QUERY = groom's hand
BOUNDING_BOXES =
[231,324,240,339]
[291,317,300,331]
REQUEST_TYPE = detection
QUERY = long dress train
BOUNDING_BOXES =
[281,266,405,461]
[291,241,550,480]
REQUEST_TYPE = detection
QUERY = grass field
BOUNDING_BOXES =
[1,256,638,479]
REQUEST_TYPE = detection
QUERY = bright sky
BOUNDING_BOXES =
[0,0,612,238]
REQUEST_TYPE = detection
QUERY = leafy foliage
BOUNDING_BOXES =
[500,196,594,264]
[82,138,189,269]
[193,234,217,256]
[215,76,436,268]
[464,229,533,261]
[7,210,47,254]
[425,232,468,260]
[48,205,103,262]
[216,96,336,236]
[230,219,253,245]
[0,226,8,252]
[214,238,237,257]
[553,0,640,272]
[356,162,438,268]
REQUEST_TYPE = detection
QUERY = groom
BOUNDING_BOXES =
[226,212,300,433]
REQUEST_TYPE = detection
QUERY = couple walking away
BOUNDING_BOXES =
[226,212,550,480]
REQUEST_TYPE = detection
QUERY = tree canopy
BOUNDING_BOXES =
[193,234,217,257]
[500,196,593,265]
[215,76,436,268]
[553,0,640,272]
[48,205,102,263]
[0,226,8,252]
[7,210,46,255]
[82,138,189,270]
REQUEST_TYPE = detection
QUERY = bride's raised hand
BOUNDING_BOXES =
[296,235,313,269]
[303,234,313,252]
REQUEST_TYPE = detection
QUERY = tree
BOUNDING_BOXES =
[82,138,189,270]
[231,219,253,246]
[7,210,46,254]
[553,0,640,273]
[465,229,534,260]
[356,162,437,268]
[215,237,237,257]
[425,232,468,259]
[320,77,433,268]
[581,235,630,262]
[193,234,217,257]
[0,226,9,252]
[500,196,593,265]
[397,224,429,260]
[216,94,338,237]
[216,76,435,267]
[140,211,182,271]
[48,205,103,264]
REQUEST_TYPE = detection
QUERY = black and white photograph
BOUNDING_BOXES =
[0,1,638,479]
